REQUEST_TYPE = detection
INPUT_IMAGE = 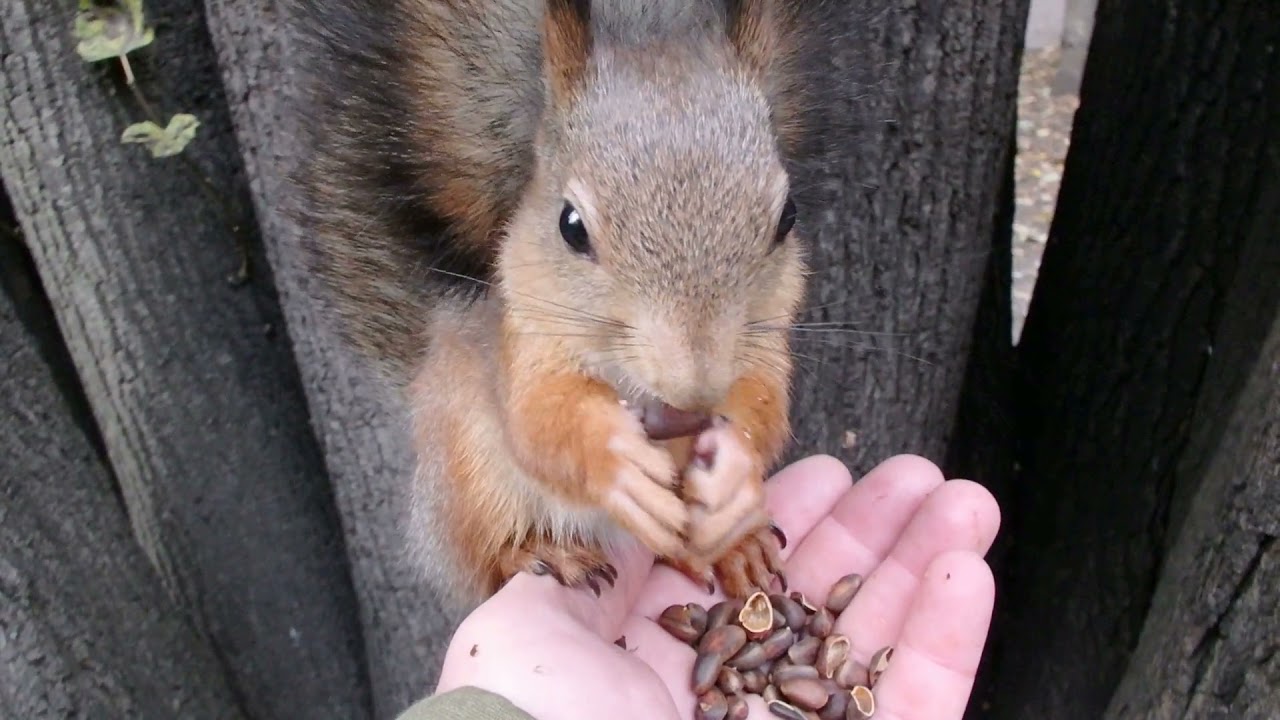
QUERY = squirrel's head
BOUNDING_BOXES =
[499,0,807,415]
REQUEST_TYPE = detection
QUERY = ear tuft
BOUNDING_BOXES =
[543,0,593,105]
[725,0,812,154]
[724,0,780,78]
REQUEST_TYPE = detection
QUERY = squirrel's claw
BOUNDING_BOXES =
[704,524,788,599]
[768,521,787,550]
[508,541,617,596]
[589,564,616,592]
[658,557,718,595]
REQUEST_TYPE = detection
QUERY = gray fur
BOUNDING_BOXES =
[291,0,813,389]
[292,0,812,598]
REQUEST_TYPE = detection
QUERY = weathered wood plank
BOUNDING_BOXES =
[0,2,370,716]
[0,247,245,719]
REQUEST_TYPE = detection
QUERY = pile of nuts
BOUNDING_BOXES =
[657,573,889,720]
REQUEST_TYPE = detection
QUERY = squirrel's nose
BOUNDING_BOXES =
[635,313,733,412]
[655,358,733,414]
[661,387,722,414]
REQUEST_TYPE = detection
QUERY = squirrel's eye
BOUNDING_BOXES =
[775,196,797,245]
[559,202,592,256]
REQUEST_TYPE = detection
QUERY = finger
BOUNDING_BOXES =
[616,613,703,715]
[871,551,995,720]
[782,454,945,603]
[632,454,852,617]
[837,479,1000,661]
[762,455,854,558]
[638,455,850,610]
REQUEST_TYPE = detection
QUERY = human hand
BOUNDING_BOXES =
[433,454,1001,719]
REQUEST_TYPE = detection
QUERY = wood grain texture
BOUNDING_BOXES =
[0,254,245,719]
[197,0,465,715]
[986,0,1280,716]
[780,0,1028,479]
[1105,307,1280,719]
[0,1,370,717]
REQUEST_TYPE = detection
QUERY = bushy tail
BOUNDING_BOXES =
[286,0,545,384]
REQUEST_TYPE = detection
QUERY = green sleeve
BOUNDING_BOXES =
[395,686,538,720]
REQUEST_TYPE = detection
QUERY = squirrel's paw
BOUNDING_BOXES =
[660,524,786,598]
[498,537,618,597]
[681,417,770,560]
[711,525,787,598]
[596,423,689,559]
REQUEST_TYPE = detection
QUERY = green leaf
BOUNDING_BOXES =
[121,114,200,158]
[73,0,154,63]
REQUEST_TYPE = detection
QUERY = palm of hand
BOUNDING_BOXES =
[434,454,1000,720]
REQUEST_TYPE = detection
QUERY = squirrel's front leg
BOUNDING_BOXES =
[666,368,792,598]
[504,366,691,583]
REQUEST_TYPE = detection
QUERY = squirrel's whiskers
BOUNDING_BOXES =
[293,0,815,606]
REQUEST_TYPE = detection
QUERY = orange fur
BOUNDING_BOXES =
[497,317,692,557]
[439,414,504,595]
[725,0,779,81]
[406,303,625,603]
[504,369,634,506]
[432,176,508,261]
[715,366,793,474]
[542,0,593,105]
[407,305,797,603]
[340,1,814,605]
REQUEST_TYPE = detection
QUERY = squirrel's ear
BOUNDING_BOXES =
[723,0,783,79]
[542,0,593,105]
[725,0,810,155]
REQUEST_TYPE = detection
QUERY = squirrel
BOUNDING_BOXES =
[290,0,822,607]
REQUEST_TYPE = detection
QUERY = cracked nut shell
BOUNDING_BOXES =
[849,685,876,718]
[739,591,775,638]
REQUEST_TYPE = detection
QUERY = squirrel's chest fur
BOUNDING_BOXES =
[403,300,627,600]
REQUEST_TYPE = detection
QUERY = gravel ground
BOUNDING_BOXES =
[1012,47,1079,341]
